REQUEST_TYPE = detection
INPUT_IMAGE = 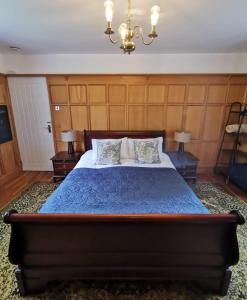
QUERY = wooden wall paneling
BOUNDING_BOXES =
[186,85,206,104]
[0,160,3,176]
[52,106,71,141]
[203,105,225,141]
[46,74,247,171]
[90,106,108,130]
[71,106,89,131]
[88,85,106,104]
[0,84,5,103]
[71,105,89,150]
[184,106,205,139]
[146,105,164,130]
[199,142,219,167]
[147,85,166,103]
[0,142,17,173]
[0,76,21,186]
[50,85,69,104]
[128,85,146,103]
[166,106,183,136]
[128,105,145,130]
[69,85,87,104]
[227,85,246,103]
[56,141,69,152]
[167,85,186,104]
[207,85,227,104]
[109,105,126,130]
[108,85,126,104]
[185,141,201,158]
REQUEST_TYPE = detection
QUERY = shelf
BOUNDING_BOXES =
[225,131,247,136]
[221,149,247,159]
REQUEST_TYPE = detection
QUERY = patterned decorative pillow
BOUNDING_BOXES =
[134,140,161,164]
[95,140,122,165]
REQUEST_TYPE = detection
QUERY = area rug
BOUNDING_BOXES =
[0,182,246,300]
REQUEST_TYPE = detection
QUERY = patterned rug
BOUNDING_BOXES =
[0,182,246,300]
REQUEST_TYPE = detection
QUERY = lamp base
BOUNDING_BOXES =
[178,142,185,153]
[68,142,74,154]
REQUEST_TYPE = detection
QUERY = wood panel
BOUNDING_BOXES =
[71,106,88,132]
[90,106,108,129]
[109,105,126,130]
[207,85,227,104]
[50,85,69,104]
[69,85,87,104]
[88,85,106,104]
[199,142,219,167]
[187,85,206,104]
[203,106,225,140]
[52,106,71,140]
[0,142,16,173]
[0,84,5,103]
[147,85,165,103]
[47,74,247,171]
[166,106,183,136]
[167,85,186,103]
[128,106,145,130]
[109,85,126,104]
[147,106,164,130]
[185,106,204,139]
[0,75,21,186]
[227,85,246,103]
[128,85,146,103]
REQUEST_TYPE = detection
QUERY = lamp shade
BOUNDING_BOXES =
[60,130,77,142]
[174,131,191,143]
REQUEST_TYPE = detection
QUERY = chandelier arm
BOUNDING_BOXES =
[109,34,119,44]
[134,26,154,45]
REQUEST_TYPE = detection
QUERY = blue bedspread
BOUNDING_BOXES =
[40,167,208,214]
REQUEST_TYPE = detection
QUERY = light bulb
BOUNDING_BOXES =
[104,0,114,23]
[118,23,128,41]
[151,5,160,26]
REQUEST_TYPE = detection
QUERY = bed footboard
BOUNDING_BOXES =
[4,210,245,296]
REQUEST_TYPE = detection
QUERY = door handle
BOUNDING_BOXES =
[43,124,52,133]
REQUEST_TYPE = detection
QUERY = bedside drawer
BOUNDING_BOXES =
[178,167,197,177]
[53,162,77,170]
[64,162,77,170]
[53,162,66,171]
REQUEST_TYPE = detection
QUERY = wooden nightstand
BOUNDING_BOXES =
[167,151,199,183]
[51,151,82,182]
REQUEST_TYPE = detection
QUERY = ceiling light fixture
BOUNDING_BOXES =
[104,0,160,54]
[9,46,21,51]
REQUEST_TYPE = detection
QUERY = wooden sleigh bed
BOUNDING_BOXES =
[4,130,245,296]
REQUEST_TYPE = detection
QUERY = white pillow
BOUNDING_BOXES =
[128,137,163,159]
[92,137,128,160]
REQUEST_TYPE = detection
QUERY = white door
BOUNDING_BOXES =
[8,77,55,171]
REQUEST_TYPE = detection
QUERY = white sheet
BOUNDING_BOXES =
[75,150,175,169]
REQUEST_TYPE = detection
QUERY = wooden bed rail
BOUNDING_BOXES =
[4,209,245,224]
[3,209,245,296]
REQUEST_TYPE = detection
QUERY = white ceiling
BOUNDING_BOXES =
[0,0,246,54]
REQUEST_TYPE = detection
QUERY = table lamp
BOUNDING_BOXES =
[174,131,191,153]
[60,130,77,154]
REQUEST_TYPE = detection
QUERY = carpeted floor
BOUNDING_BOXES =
[0,182,246,300]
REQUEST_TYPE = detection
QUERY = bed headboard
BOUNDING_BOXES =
[84,130,166,151]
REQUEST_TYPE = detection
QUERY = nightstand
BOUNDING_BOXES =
[51,151,82,182]
[167,151,199,183]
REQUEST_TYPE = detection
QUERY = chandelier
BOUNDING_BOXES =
[104,0,160,54]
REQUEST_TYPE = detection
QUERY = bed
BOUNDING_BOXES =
[4,130,245,296]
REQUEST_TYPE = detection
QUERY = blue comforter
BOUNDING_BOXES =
[40,167,208,214]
